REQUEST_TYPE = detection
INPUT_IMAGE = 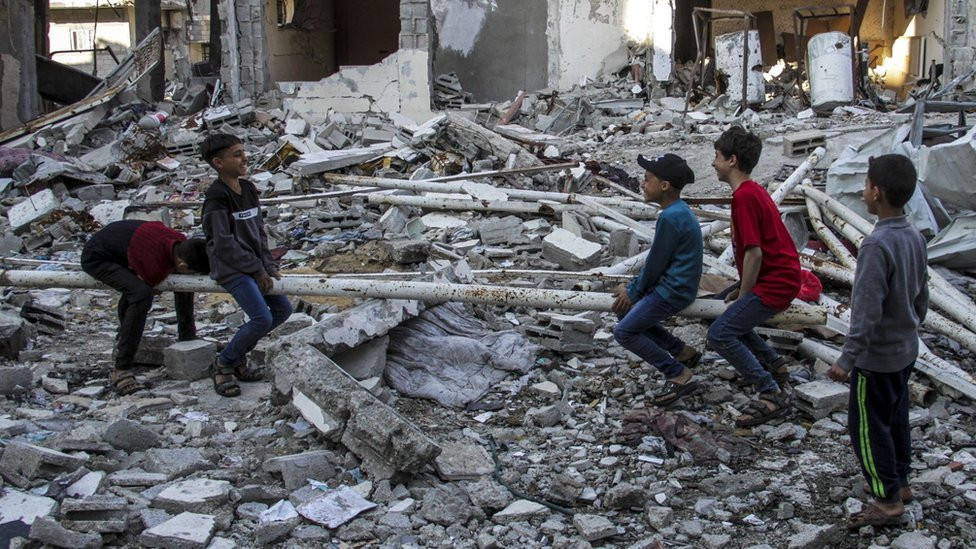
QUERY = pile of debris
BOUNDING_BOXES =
[1,55,976,547]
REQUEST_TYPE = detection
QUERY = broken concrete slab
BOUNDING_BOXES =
[29,516,102,549]
[65,470,106,498]
[385,239,430,264]
[140,511,215,549]
[163,339,217,381]
[0,366,33,395]
[433,442,494,481]
[153,478,232,513]
[794,380,849,419]
[296,486,377,529]
[492,499,550,524]
[473,215,524,245]
[269,343,440,479]
[542,228,602,271]
[262,450,340,491]
[0,488,57,527]
[144,448,212,479]
[573,514,617,542]
[7,189,59,231]
[292,144,393,176]
[332,335,389,380]
[0,440,87,488]
[103,418,161,452]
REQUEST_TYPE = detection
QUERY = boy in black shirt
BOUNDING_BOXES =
[201,134,292,397]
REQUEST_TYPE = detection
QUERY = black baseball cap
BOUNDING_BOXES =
[637,153,695,188]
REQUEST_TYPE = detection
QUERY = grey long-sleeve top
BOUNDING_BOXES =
[837,216,929,373]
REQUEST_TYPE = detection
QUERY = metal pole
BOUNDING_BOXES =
[365,194,658,220]
[0,270,828,325]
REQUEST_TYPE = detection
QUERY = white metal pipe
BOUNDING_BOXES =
[575,196,654,240]
[366,194,658,219]
[591,217,653,242]
[324,173,658,211]
[805,193,857,270]
[0,269,828,325]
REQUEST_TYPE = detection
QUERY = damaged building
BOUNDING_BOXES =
[0,0,975,547]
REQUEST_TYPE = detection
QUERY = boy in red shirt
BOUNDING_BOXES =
[708,126,800,426]
[81,220,210,395]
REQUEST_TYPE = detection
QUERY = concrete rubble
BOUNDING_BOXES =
[0,30,976,549]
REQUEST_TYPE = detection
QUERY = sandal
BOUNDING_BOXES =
[233,359,264,382]
[862,484,914,503]
[735,390,790,427]
[678,348,702,370]
[652,379,699,406]
[848,502,906,529]
[211,360,241,397]
[110,369,147,396]
[766,356,792,386]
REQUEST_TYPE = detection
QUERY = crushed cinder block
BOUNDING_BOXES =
[61,495,127,533]
[29,516,102,549]
[7,189,60,231]
[524,311,599,352]
[0,366,33,395]
[794,380,849,419]
[473,215,524,245]
[269,344,441,479]
[153,478,232,513]
[434,442,494,481]
[263,450,340,491]
[0,441,87,488]
[163,339,217,381]
[542,228,602,271]
[20,301,67,335]
[609,229,639,258]
[385,239,430,264]
[783,130,826,156]
[141,511,215,549]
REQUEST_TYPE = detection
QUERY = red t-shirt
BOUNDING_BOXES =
[731,180,801,310]
[127,222,186,287]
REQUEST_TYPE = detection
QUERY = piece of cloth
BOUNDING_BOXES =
[838,216,928,373]
[796,268,823,302]
[731,180,801,310]
[614,291,687,378]
[626,199,703,308]
[848,364,913,504]
[81,221,195,369]
[707,291,782,393]
[218,274,293,365]
[620,408,752,462]
[385,302,541,408]
[202,178,277,285]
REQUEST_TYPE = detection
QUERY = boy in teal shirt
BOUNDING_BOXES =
[613,153,704,406]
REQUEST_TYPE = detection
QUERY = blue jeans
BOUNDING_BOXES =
[614,291,687,378]
[707,291,782,393]
[219,275,293,365]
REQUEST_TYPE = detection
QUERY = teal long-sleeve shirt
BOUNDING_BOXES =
[626,199,703,309]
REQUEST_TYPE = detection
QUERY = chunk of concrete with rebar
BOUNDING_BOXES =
[270,342,440,479]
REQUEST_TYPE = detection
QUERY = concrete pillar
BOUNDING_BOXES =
[135,0,164,102]
[208,0,221,72]
[0,0,38,131]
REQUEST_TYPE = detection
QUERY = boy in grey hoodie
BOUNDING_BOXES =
[829,154,928,529]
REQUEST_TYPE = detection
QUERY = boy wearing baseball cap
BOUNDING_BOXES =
[612,153,704,406]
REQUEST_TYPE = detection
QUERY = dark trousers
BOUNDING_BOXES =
[848,364,913,504]
[81,256,195,370]
[613,291,687,378]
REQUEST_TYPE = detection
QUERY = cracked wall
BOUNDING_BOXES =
[0,0,38,132]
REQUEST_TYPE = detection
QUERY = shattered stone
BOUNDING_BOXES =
[434,442,494,481]
[0,366,33,395]
[0,441,87,488]
[421,485,474,526]
[645,506,673,530]
[263,450,339,491]
[385,239,431,264]
[786,524,843,548]
[0,312,34,359]
[462,477,513,512]
[573,513,617,542]
[333,335,389,380]
[144,448,212,479]
[605,482,645,509]
[141,512,215,549]
[153,478,232,513]
[103,418,161,452]
[699,474,766,498]
[492,499,550,524]
[28,516,102,549]
[542,228,602,271]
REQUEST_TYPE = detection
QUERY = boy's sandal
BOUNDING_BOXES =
[766,357,792,386]
[233,360,264,382]
[211,362,241,397]
[652,380,699,406]
[735,391,790,427]
[862,484,914,504]
[110,369,147,396]
[847,502,905,529]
